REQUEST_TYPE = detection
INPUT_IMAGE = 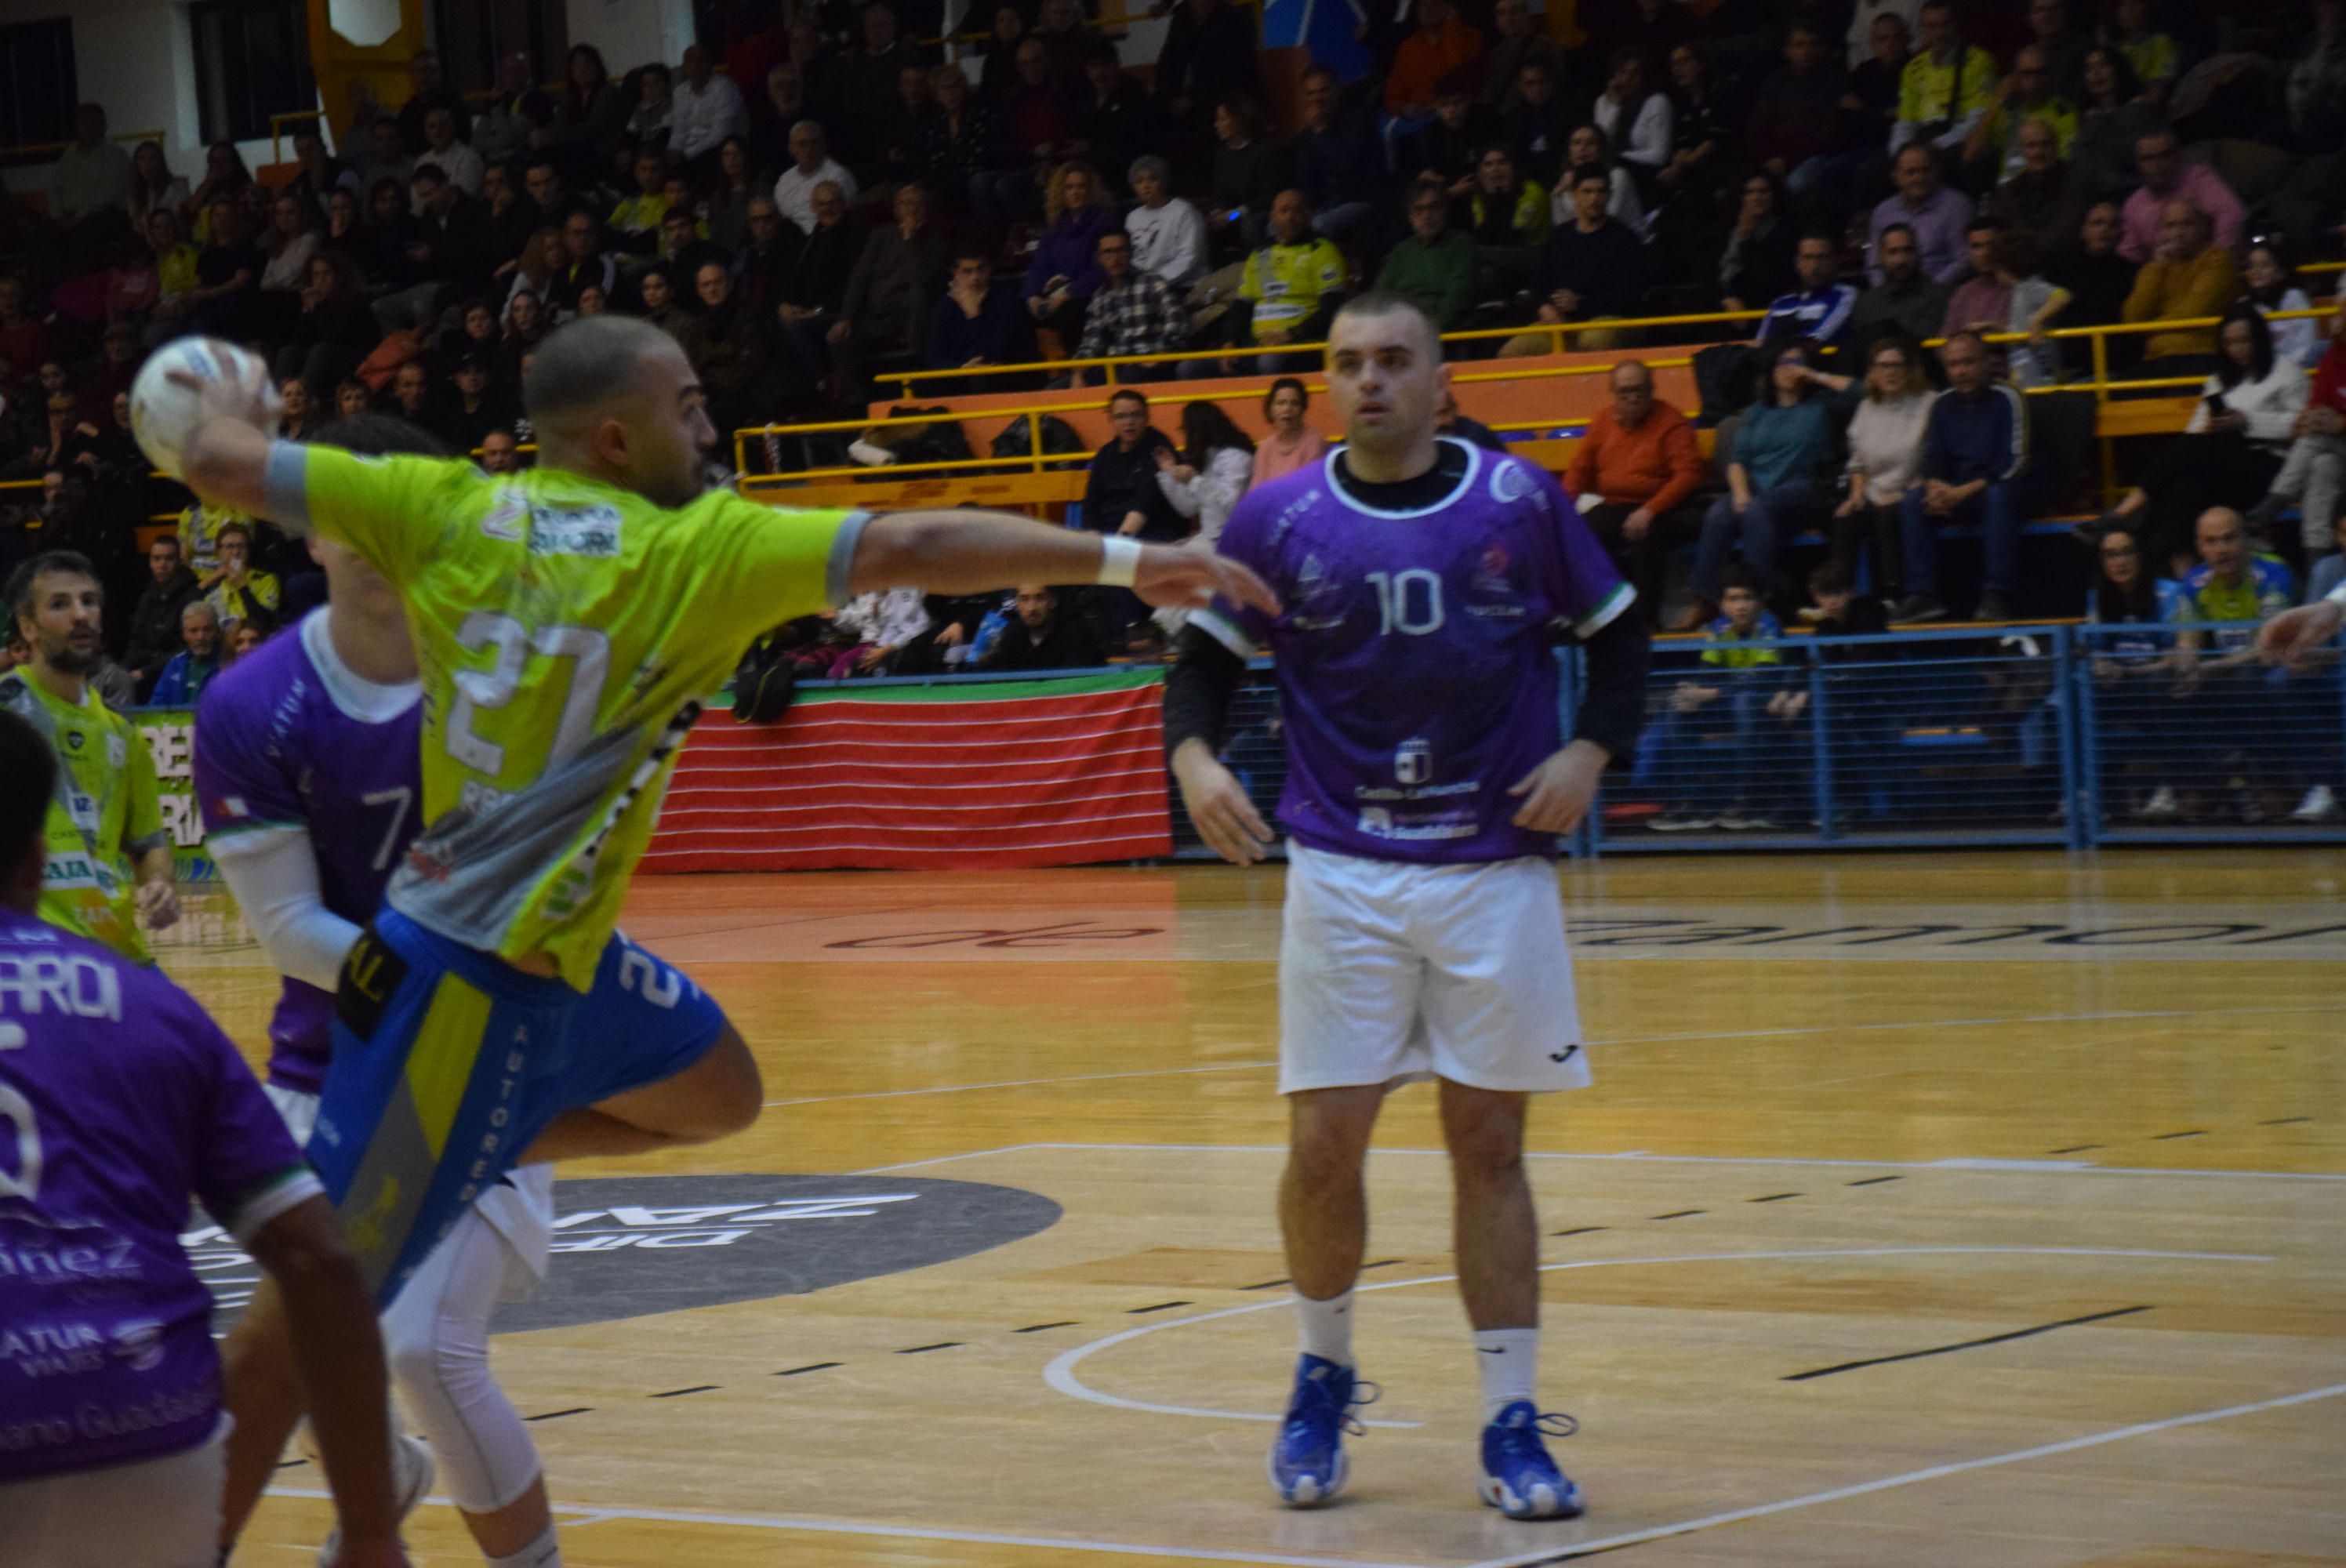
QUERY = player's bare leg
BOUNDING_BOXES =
[1439,1081,1539,1330]
[1279,1085,1383,1298]
[1269,1083,1383,1504]
[1440,1078,1581,1519]
[518,1025,763,1163]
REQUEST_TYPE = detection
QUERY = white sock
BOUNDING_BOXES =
[1474,1328,1540,1421]
[487,1525,562,1568]
[1294,1289,1356,1368]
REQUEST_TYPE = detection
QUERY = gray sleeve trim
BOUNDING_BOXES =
[825,510,872,607]
[263,441,313,535]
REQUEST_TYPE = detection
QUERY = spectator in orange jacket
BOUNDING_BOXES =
[1563,360,1709,620]
[1386,0,1487,119]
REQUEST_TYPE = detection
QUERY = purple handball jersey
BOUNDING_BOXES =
[1194,439,1633,864]
[194,611,423,1094]
[0,909,319,1482]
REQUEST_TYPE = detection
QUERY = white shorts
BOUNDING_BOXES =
[0,1423,225,1568]
[1279,842,1593,1096]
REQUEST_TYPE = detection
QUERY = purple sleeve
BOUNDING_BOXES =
[179,990,318,1240]
[1520,457,1635,637]
[1190,485,1280,656]
[193,668,303,837]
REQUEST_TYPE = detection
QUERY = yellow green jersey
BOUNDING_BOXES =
[263,443,866,989]
[0,671,166,962]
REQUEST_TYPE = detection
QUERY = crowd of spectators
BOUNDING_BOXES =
[2,0,2344,708]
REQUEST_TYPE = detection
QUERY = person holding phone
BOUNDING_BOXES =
[2094,304,2309,577]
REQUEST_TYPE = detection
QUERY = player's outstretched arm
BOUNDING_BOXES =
[851,510,1280,616]
[242,1196,409,1567]
[2257,599,2344,672]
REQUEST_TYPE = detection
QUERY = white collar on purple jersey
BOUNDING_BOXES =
[1321,436,1484,521]
[300,609,423,726]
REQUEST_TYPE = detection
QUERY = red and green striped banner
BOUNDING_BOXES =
[642,670,1173,872]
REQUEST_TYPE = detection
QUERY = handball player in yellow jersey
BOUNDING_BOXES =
[161,318,1276,1548]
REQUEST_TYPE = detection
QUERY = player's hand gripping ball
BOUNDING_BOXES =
[130,337,282,478]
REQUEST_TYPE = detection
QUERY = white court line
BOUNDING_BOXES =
[1463,1380,2346,1568]
[261,1486,1441,1568]
[975,1142,2346,1183]
[1040,1247,2270,1428]
[772,1001,2346,1111]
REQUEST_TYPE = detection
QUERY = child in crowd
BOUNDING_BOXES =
[1654,573,1804,832]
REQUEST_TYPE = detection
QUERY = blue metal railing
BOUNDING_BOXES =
[1187,622,2346,858]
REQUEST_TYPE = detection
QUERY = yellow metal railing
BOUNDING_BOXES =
[877,308,1769,395]
[750,304,2341,503]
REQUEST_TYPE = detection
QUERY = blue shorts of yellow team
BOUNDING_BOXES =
[310,908,728,1305]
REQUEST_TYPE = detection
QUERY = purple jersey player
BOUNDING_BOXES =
[0,707,404,1568]
[1193,430,1632,865]
[1164,294,1650,1523]
[195,609,421,1095]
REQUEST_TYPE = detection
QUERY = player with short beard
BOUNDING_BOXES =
[194,416,572,1567]
[2,551,181,959]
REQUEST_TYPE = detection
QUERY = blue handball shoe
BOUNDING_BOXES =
[1267,1353,1375,1507]
[1478,1400,1585,1519]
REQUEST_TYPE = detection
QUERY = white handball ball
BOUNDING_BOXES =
[129,337,276,478]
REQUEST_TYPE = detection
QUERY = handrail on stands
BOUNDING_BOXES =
[758,304,2339,488]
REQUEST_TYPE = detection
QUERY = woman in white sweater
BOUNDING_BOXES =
[1831,336,1936,603]
[2097,304,2308,575]
[1153,401,1258,632]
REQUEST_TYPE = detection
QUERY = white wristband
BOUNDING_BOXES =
[1097,535,1142,588]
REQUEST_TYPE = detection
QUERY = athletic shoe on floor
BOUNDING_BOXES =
[1269,1354,1372,1508]
[2292,784,2340,822]
[319,1430,434,1566]
[2140,786,2179,820]
[1478,1401,1584,1520]
[1648,812,1716,833]
[1890,594,1947,622]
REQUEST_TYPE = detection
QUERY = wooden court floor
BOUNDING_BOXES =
[157,851,2346,1568]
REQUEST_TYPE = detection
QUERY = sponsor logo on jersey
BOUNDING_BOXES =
[527,504,623,559]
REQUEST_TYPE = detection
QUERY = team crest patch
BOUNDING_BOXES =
[1489,459,1533,503]
[105,734,127,768]
[527,503,623,558]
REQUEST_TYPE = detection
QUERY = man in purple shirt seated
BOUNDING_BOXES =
[1868,142,1975,285]
[2118,129,2246,263]
[1165,292,1650,1523]
[0,707,404,1568]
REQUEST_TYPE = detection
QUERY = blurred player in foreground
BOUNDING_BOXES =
[156,316,1277,1548]
[2259,585,2346,669]
[0,707,405,1568]
[194,416,565,1566]
[2,554,180,959]
[1164,293,1649,1519]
